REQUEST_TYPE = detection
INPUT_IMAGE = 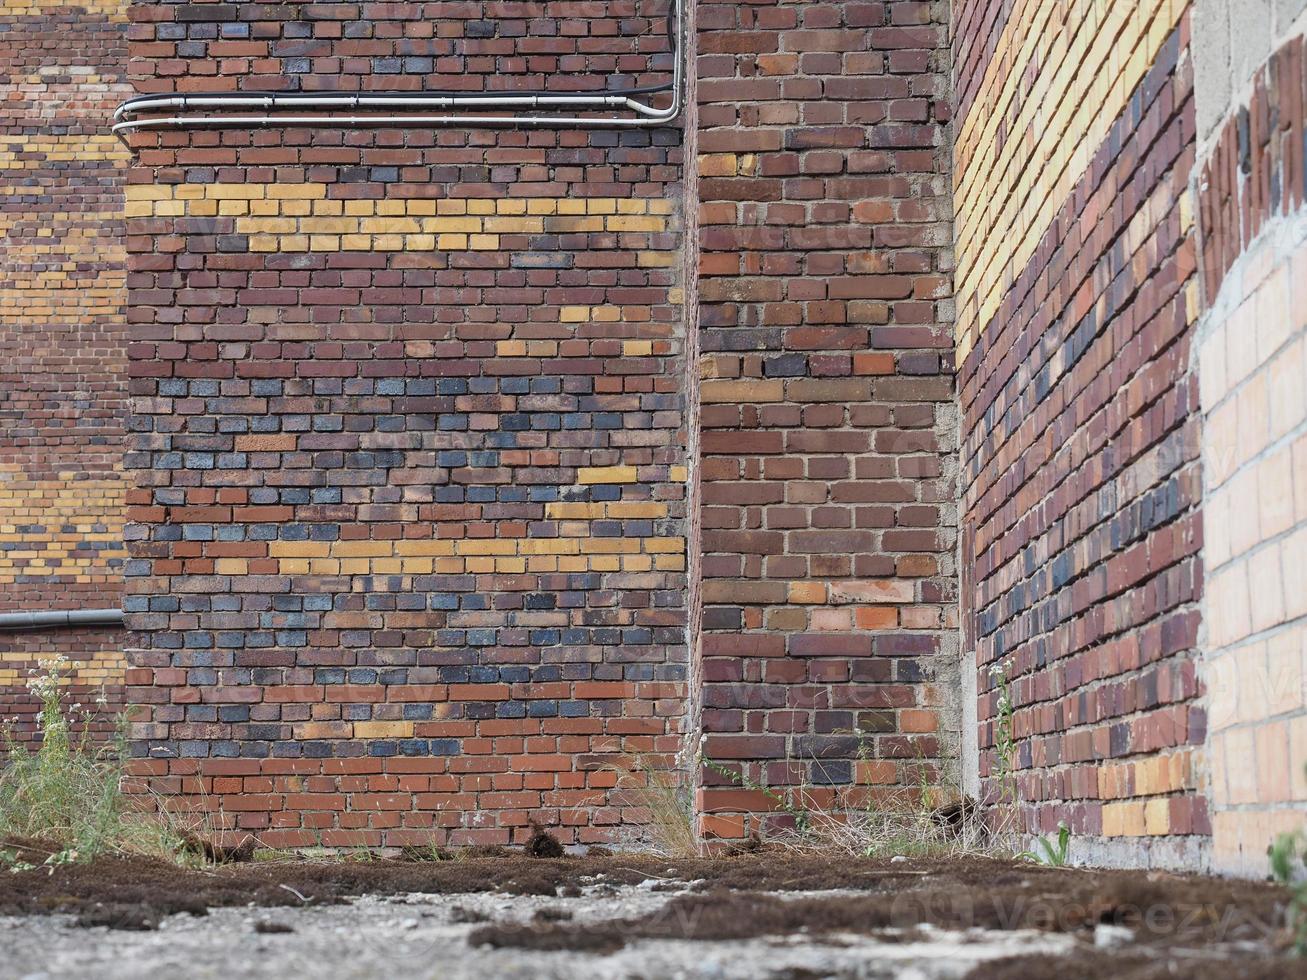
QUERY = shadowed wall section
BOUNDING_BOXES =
[953,0,1208,867]
[693,0,957,838]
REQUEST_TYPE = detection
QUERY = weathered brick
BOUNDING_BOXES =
[0,0,131,747]
[695,0,955,837]
[954,1,1203,847]
[5,0,1247,868]
[112,0,689,848]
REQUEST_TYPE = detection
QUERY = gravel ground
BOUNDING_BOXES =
[1,885,1078,980]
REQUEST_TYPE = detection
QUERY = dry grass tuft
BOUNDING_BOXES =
[604,754,699,856]
[774,789,996,860]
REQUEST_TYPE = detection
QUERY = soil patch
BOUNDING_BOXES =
[0,849,1042,930]
[965,950,1303,980]
[468,869,1293,957]
[524,825,567,859]
[178,831,256,865]
[0,841,1295,979]
[252,921,295,935]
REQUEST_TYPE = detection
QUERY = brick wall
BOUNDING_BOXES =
[1195,32,1307,876]
[122,1,689,847]
[0,0,130,742]
[953,1,1208,865]
[693,0,956,837]
[113,0,960,845]
[17,0,1303,872]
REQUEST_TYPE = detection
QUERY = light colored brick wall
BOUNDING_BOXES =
[1198,207,1307,876]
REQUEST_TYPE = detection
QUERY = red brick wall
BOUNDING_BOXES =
[115,0,960,846]
[693,0,956,837]
[122,1,689,847]
[7,1,1256,870]
[0,1,131,743]
[1198,33,1307,304]
[954,6,1207,855]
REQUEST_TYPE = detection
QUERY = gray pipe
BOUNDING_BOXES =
[113,0,683,142]
[114,93,644,122]
[116,107,676,136]
[0,609,125,632]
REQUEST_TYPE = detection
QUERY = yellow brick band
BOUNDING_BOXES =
[269,534,686,577]
[2,1,126,17]
[0,135,126,170]
[544,502,668,519]
[952,0,1185,361]
[0,649,127,690]
[575,465,638,484]
[0,468,126,583]
[126,185,674,255]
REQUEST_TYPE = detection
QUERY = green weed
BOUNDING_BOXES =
[1019,822,1071,867]
[0,656,192,867]
[1269,829,1307,956]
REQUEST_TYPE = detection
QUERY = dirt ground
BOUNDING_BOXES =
[0,842,1300,978]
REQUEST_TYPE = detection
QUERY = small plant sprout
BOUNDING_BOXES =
[988,658,1019,837]
[1019,822,1071,867]
[604,754,697,856]
[1269,821,1307,956]
[699,752,813,836]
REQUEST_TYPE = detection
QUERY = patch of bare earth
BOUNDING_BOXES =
[0,842,1297,975]
[468,862,1297,975]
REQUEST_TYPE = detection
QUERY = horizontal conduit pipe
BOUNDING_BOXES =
[115,93,652,119]
[0,609,125,632]
[117,109,674,134]
[113,0,682,141]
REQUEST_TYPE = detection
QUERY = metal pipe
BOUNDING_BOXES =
[0,609,125,632]
[114,93,655,122]
[113,0,683,141]
[114,71,680,138]
[116,83,674,120]
[116,108,674,135]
